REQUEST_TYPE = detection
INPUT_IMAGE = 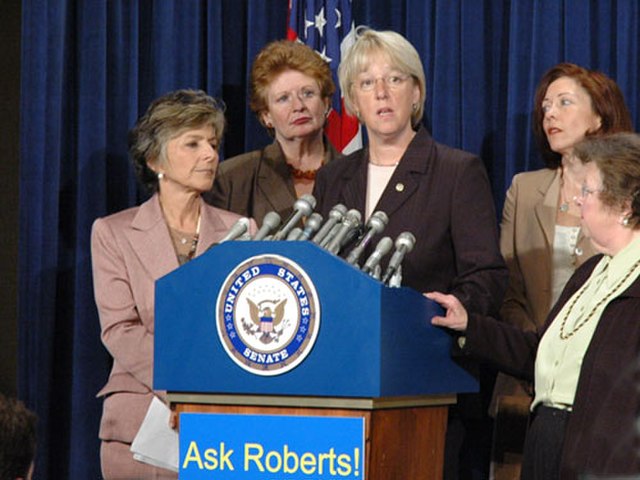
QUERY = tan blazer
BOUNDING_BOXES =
[493,168,597,402]
[205,140,340,226]
[91,194,254,444]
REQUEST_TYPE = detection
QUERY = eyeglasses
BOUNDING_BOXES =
[355,74,410,92]
[580,184,603,198]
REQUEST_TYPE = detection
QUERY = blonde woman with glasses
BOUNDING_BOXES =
[313,27,508,479]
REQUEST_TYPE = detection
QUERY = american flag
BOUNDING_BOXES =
[287,0,362,154]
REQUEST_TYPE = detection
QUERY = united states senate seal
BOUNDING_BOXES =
[216,254,320,376]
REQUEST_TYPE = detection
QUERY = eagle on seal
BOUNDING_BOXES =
[247,298,287,343]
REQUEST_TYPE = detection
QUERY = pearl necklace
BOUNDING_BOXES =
[558,257,640,340]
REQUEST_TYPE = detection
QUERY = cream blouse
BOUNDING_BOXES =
[533,236,640,411]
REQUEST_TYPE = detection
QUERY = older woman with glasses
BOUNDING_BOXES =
[312,27,508,478]
[491,63,633,479]
[428,132,640,480]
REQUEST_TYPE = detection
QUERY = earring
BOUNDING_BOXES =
[157,172,164,180]
[412,103,418,112]
[622,216,630,227]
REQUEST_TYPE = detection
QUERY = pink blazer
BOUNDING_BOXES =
[91,194,254,443]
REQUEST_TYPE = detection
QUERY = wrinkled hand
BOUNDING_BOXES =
[424,291,468,332]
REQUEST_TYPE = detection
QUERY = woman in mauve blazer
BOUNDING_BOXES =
[92,90,255,479]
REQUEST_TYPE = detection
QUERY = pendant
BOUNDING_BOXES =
[559,202,569,213]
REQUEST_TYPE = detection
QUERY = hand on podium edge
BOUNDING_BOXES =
[424,291,468,332]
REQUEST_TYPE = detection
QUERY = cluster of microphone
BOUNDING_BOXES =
[217,194,416,287]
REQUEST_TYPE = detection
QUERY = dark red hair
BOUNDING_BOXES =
[532,63,633,168]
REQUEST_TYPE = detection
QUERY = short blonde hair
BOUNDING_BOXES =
[338,27,426,127]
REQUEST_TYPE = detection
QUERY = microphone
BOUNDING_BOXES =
[272,194,316,241]
[298,213,323,241]
[312,204,347,245]
[219,217,251,243]
[326,209,362,255]
[252,211,281,240]
[318,222,342,248]
[361,236,394,275]
[381,232,417,284]
[286,227,303,241]
[346,211,389,265]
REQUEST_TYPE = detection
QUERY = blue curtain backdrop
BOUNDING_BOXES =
[19,1,639,478]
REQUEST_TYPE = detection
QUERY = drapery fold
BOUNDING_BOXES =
[19,1,638,478]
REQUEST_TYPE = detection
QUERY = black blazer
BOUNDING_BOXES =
[463,253,640,478]
[313,126,507,317]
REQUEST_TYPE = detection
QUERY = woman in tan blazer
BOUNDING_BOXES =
[491,63,633,479]
[91,90,255,479]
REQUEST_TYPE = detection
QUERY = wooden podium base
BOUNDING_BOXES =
[171,394,452,480]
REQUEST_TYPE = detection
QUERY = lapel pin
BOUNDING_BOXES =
[395,182,405,192]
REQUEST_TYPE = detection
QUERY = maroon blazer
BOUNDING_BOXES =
[463,253,640,478]
[313,126,507,316]
[91,194,255,445]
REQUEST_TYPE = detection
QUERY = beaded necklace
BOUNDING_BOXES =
[559,257,640,340]
[288,164,319,180]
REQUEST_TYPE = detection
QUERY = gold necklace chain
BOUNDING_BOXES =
[559,257,640,340]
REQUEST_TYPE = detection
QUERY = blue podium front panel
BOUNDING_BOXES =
[154,242,477,398]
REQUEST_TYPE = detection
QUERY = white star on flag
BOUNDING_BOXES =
[287,0,362,154]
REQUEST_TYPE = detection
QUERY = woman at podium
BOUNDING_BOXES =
[91,89,255,479]
[312,27,508,478]
[428,133,640,479]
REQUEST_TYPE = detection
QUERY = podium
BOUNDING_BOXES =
[155,242,477,479]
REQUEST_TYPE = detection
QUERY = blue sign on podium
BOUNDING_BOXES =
[179,413,365,480]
